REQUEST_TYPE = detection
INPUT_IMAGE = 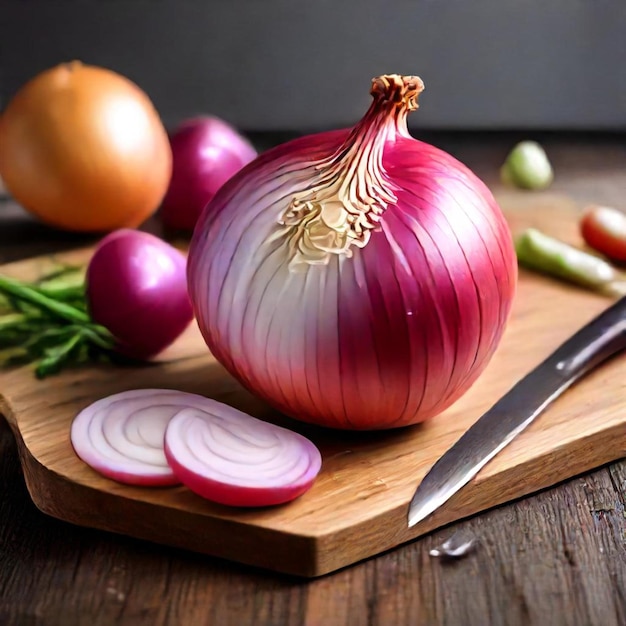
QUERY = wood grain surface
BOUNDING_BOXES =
[1,134,626,624]
[1,188,625,577]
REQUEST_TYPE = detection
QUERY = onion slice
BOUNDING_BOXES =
[71,389,214,486]
[164,404,322,507]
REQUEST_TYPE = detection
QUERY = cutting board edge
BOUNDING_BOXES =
[0,387,17,429]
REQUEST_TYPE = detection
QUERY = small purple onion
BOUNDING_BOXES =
[86,229,193,359]
[160,116,257,231]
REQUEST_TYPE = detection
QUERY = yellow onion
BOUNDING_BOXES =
[0,61,172,232]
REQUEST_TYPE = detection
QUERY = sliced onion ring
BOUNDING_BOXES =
[71,388,217,486]
[164,404,322,507]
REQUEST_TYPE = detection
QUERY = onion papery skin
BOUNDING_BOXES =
[188,75,517,431]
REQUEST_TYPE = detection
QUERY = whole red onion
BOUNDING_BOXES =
[160,116,257,231]
[188,74,517,430]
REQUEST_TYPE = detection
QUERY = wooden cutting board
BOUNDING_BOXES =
[1,192,625,578]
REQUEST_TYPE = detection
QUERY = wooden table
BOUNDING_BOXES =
[1,133,625,626]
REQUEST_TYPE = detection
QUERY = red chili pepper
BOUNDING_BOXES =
[580,205,626,263]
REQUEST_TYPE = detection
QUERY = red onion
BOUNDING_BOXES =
[188,74,518,430]
[86,229,194,360]
[164,404,322,507]
[160,116,257,231]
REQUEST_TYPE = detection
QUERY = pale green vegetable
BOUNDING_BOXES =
[501,141,553,190]
[515,228,626,297]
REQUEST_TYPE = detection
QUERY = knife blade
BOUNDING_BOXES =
[407,295,626,528]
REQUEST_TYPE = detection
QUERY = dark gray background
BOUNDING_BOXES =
[1,0,625,132]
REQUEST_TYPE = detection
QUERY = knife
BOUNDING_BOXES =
[407,295,626,528]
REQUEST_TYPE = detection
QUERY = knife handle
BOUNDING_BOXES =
[549,295,626,381]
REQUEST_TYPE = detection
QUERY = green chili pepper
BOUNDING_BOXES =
[515,228,626,297]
